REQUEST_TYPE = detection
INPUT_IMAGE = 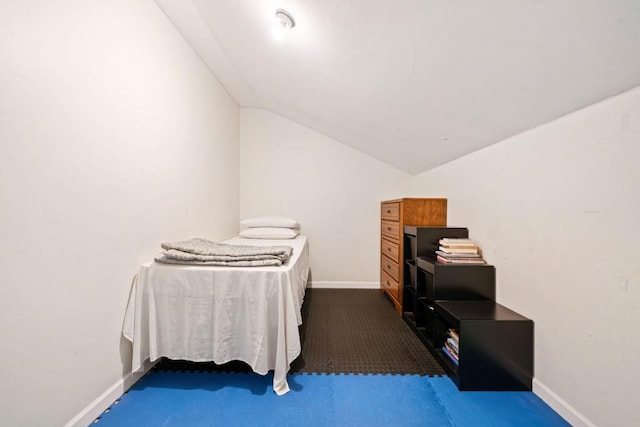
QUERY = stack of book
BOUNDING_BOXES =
[436,238,486,264]
[442,328,459,366]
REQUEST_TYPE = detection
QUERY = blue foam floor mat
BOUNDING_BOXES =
[94,371,569,426]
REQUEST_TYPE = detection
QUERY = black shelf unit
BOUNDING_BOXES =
[403,226,469,262]
[434,300,533,391]
[405,255,496,347]
[402,226,470,342]
[401,226,533,391]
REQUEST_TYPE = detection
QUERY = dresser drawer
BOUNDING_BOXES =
[380,269,399,300]
[381,202,400,221]
[380,198,449,316]
[381,255,400,282]
[381,239,399,261]
[381,220,400,241]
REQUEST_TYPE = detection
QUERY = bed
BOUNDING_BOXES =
[122,235,310,395]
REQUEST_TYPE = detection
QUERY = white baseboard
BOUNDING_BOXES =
[533,378,595,427]
[64,360,155,427]
[308,281,380,289]
[65,318,588,427]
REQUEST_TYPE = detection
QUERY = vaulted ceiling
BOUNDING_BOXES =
[155,0,640,174]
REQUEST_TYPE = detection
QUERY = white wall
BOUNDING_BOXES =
[240,108,411,285]
[408,87,640,427]
[0,1,239,426]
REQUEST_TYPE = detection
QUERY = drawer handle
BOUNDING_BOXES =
[387,227,391,231]
[386,209,391,214]
[387,247,391,251]
[387,264,391,269]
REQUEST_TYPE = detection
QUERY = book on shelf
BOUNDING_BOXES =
[435,250,481,259]
[448,328,459,342]
[444,341,459,359]
[439,238,476,245]
[439,241,477,248]
[436,255,449,263]
[442,344,459,366]
[446,337,459,353]
[437,255,486,264]
[438,242,478,248]
[438,246,478,254]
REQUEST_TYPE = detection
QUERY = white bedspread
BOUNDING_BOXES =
[122,235,309,395]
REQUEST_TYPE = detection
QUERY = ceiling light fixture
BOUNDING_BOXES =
[273,8,295,40]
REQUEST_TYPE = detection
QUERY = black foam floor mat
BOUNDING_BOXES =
[289,288,445,375]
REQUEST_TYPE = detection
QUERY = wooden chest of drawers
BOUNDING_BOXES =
[380,198,447,314]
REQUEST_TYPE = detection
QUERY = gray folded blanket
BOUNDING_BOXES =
[154,237,293,267]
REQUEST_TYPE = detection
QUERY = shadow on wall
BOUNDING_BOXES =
[120,275,137,377]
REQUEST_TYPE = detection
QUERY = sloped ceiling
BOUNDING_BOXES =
[155,0,640,174]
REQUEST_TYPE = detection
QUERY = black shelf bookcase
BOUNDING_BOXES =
[402,226,470,339]
[409,256,495,347]
[402,226,534,391]
[434,300,533,391]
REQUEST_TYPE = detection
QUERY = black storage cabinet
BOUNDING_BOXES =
[434,300,534,391]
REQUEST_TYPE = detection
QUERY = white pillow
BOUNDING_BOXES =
[239,227,300,239]
[240,215,300,229]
